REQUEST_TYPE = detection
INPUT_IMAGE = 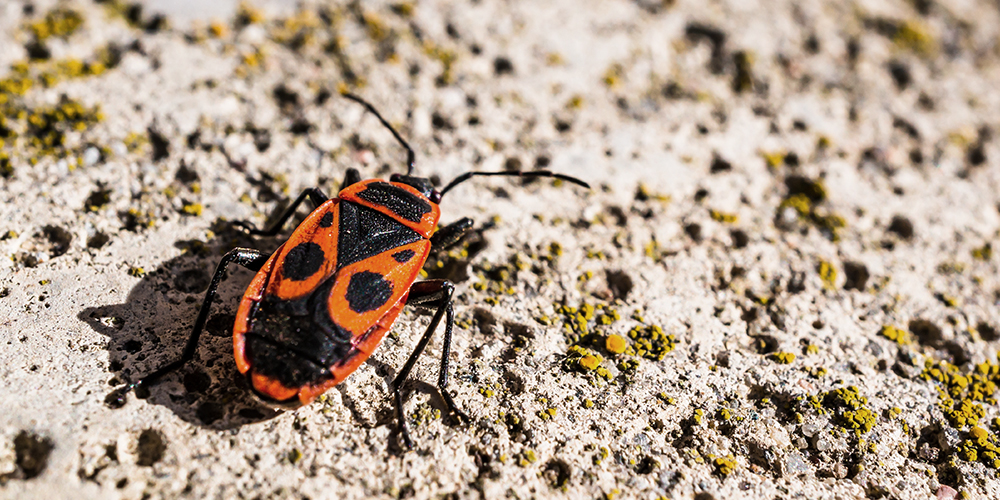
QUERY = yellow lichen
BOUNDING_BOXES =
[181,202,203,216]
[818,260,837,289]
[779,177,844,239]
[605,334,627,354]
[0,152,12,178]
[806,386,879,435]
[937,261,965,274]
[947,399,985,428]
[235,2,265,26]
[518,449,537,466]
[840,408,877,434]
[709,209,738,224]
[635,183,671,203]
[879,325,910,345]
[824,386,867,410]
[894,20,936,56]
[693,408,704,424]
[27,7,85,41]
[208,20,228,38]
[972,243,992,261]
[602,63,624,88]
[812,212,846,240]
[769,352,796,364]
[958,426,1000,469]
[780,193,811,218]
[579,355,601,371]
[761,150,785,169]
[627,325,676,361]
[713,455,737,476]
[391,2,415,17]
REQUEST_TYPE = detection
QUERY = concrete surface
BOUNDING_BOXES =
[1,0,1000,499]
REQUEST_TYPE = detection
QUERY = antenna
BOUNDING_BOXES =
[342,93,416,175]
[438,170,590,198]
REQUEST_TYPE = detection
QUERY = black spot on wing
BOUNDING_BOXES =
[392,249,415,263]
[345,271,394,313]
[338,201,422,269]
[246,280,355,387]
[356,182,432,223]
[282,242,325,281]
[319,212,334,228]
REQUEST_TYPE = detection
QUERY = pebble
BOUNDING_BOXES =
[783,452,811,475]
[83,147,100,166]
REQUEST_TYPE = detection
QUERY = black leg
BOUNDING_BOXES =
[129,248,269,396]
[430,218,474,251]
[407,282,468,422]
[234,188,328,236]
[392,279,468,449]
[342,168,362,189]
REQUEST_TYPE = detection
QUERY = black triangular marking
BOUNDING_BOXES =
[337,201,422,270]
[356,182,432,222]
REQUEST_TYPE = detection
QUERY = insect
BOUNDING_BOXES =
[111,94,589,448]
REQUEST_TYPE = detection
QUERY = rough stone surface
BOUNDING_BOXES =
[2,0,1000,499]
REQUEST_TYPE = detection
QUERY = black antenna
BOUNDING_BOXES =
[438,170,590,198]
[342,93,416,175]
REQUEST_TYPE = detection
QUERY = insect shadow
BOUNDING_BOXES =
[78,223,285,429]
[77,213,488,435]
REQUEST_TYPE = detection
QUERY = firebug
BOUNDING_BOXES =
[110,94,589,448]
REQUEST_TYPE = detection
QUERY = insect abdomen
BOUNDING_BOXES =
[244,279,354,389]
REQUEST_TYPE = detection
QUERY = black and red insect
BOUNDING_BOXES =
[113,94,589,448]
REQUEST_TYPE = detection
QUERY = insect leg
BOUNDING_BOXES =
[233,188,328,236]
[429,218,474,251]
[341,168,362,189]
[408,284,469,422]
[128,248,270,397]
[392,280,468,448]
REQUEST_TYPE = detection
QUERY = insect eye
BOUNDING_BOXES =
[390,174,435,199]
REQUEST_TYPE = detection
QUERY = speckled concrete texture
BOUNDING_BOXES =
[2,0,1000,499]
